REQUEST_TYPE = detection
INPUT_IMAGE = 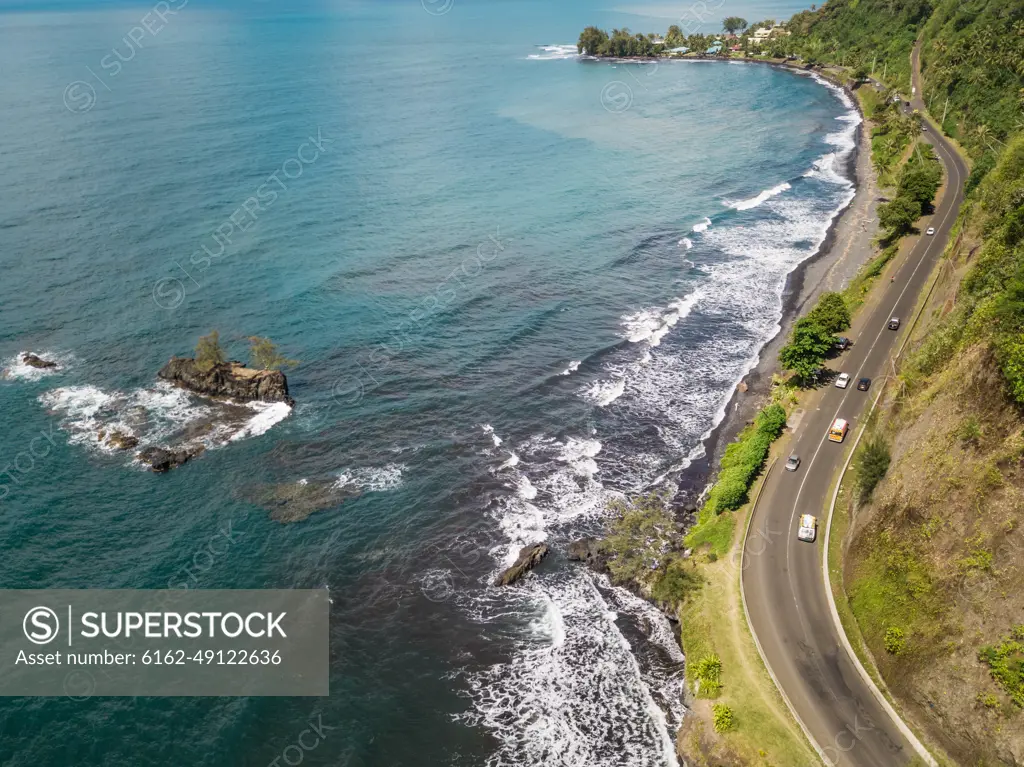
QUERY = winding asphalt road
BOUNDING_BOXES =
[741,50,969,767]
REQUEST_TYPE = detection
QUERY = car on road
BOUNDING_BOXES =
[835,372,851,389]
[857,377,871,391]
[828,418,849,443]
[888,317,901,330]
[835,336,851,351]
[785,454,800,472]
[797,514,818,542]
[926,227,935,235]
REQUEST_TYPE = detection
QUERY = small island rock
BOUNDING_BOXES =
[137,445,203,473]
[158,357,294,405]
[493,543,549,586]
[22,353,57,369]
[106,431,139,451]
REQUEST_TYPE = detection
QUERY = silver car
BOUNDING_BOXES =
[785,454,800,472]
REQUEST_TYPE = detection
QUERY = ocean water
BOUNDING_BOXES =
[0,1,856,765]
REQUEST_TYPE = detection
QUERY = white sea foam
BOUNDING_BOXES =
[727,181,791,211]
[527,44,579,60]
[621,308,663,343]
[461,571,682,767]
[677,237,693,250]
[499,452,520,470]
[482,423,503,446]
[691,216,712,233]
[39,380,291,458]
[559,360,582,376]
[2,351,72,382]
[333,463,404,493]
[516,475,538,500]
[584,377,625,407]
[466,70,861,767]
[620,291,701,348]
[229,401,292,441]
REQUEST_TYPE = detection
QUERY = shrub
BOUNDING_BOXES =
[954,416,982,445]
[650,557,700,605]
[693,653,722,697]
[807,292,851,335]
[247,336,298,370]
[978,628,1024,707]
[884,626,906,655]
[856,436,891,503]
[755,403,788,439]
[712,703,735,732]
[604,494,676,584]
[195,330,225,372]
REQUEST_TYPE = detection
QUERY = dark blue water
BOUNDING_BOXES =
[0,1,856,765]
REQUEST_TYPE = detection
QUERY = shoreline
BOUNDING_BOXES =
[667,67,879,508]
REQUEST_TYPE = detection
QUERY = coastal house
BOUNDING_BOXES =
[751,24,789,45]
[668,46,689,54]
[706,42,723,54]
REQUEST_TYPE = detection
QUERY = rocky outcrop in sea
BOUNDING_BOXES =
[493,543,549,586]
[157,357,294,405]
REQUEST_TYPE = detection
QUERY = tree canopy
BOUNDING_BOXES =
[722,17,748,34]
[779,318,835,383]
[807,291,851,335]
[248,337,298,371]
[195,330,225,372]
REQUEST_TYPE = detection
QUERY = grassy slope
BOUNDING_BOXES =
[773,1,1024,763]
[676,464,819,767]
[839,134,1024,767]
[671,69,943,765]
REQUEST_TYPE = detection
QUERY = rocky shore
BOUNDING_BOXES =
[158,357,294,406]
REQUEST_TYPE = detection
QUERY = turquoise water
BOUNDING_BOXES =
[0,1,855,764]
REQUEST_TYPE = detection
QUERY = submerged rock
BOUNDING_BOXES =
[157,357,294,405]
[243,479,357,523]
[137,445,203,473]
[100,430,139,451]
[22,353,57,369]
[493,543,549,586]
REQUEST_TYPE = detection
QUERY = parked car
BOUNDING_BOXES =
[835,336,851,351]
[835,372,851,389]
[785,454,801,472]
[857,377,871,391]
[797,514,818,542]
[926,227,936,235]
[888,317,901,330]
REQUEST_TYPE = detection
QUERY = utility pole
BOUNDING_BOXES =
[941,96,949,127]
[882,61,887,81]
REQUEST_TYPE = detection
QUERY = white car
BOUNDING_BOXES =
[926,227,936,235]
[835,372,851,389]
[797,514,818,542]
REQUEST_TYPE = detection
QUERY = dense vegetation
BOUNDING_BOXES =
[700,403,787,517]
[878,143,943,238]
[776,0,932,89]
[777,291,851,383]
[921,1,1024,159]
[915,136,1024,405]
[576,25,732,57]
[603,494,701,605]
